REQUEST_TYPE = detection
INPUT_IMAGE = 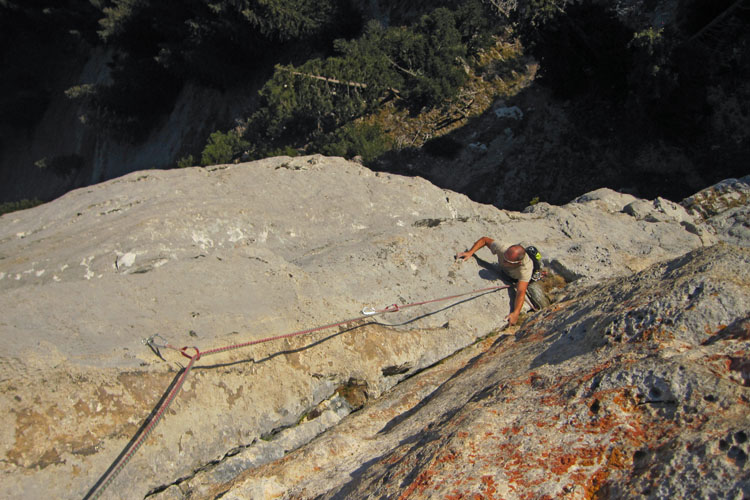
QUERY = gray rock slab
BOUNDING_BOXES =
[0,156,721,499]
[208,244,750,500]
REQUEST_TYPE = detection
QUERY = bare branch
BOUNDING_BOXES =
[279,67,368,89]
[387,57,420,78]
[483,0,518,19]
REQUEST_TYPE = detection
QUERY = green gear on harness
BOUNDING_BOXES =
[523,245,549,309]
[525,245,543,281]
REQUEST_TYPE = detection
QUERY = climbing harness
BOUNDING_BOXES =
[85,284,510,499]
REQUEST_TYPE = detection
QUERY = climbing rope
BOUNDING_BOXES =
[85,353,198,500]
[84,284,510,499]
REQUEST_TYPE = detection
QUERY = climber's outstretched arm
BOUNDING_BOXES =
[456,236,494,261]
[505,280,529,326]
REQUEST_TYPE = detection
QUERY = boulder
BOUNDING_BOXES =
[0,156,728,499]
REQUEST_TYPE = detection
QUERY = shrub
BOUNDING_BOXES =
[176,154,195,168]
[318,122,393,164]
[200,130,249,166]
[266,145,300,158]
[0,199,43,216]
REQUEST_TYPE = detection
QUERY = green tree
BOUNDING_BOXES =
[238,2,501,157]
[70,0,363,140]
[410,8,468,107]
[200,130,249,166]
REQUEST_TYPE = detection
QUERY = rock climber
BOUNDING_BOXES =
[456,237,545,326]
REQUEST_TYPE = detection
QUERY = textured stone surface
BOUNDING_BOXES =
[203,244,750,500]
[682,176,750,220]
[0,156,735,499]
[682,175,750,248]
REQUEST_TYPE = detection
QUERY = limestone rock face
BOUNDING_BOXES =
[682,175,750,248]
[211,243,749,500]
[0,156,737,499]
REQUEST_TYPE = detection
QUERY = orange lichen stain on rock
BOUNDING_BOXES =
[579,446,631,500]
[705,324,727,336]
[706,353,750,385]
[397,469,436,500]
[539,392,566,406]
[382,447,408,465]
[549,453,577,474]
[705,318,750,343]
[467,440,483,465]
[586,413,623,435]
[611,387,638,411]
[473,475,500,500]
[438,450,459,463]
[578,362,614,385]
[446,492,470,500]
[640,326,675,343]
[565,446,605,471]
[607,447,629,469]
[518,329,547,342]
[582,467,610,500]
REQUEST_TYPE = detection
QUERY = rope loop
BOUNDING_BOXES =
[180,346,201,361]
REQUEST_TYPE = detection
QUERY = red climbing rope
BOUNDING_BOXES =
[199,284,509,358]
[85,351,199,500]
[85,284,509,499]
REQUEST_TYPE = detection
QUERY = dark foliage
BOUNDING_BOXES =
[0,1,99,132]
[424,135,463,159]
[510,0,750,205]
[36,154,85,176]
[65,0,367,141]
[518,1,634,99]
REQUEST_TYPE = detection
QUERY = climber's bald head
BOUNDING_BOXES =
[503,245,525,265]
